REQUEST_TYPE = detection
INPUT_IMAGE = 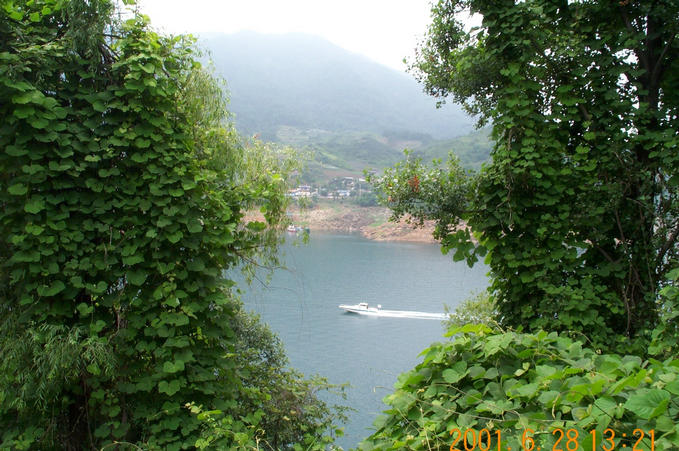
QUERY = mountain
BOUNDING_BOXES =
[414,127,492,171]
[201,32,474,141]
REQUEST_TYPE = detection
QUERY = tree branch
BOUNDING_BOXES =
[594,244,617,264]
[578,103,592,122]
[618,6,651,74]
[657,220,679,270]
[651,33,676,88]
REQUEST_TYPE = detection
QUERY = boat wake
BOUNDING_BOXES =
[338,303,449,321]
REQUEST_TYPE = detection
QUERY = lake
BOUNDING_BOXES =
[233,232,489,449]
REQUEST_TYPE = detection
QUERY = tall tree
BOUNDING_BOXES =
[374,0,679,351]
[0,1,338,449]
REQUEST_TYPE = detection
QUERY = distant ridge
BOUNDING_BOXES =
[201,32,473,141]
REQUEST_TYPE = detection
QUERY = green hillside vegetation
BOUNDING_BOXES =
[274,125,492,183]
[275,126,398,172]
[414,127,492,171]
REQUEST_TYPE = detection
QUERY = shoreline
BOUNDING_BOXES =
[289,204,438,243]
[246,203,439,244]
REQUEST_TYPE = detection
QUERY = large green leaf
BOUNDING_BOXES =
[128,270,148,285]
[37,280,65,296]
[158,379,182,396]
[442,361,468,384]
[624,389,670,420]
[24,197,45,213]
[8,183,28,195]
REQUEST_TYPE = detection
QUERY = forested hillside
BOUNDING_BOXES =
[264,126,492,180]
[201,32,491,179]
[202,32,473,141]
[414,127,492,171]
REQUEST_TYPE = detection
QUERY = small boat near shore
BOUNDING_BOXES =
[338,302,449,320]
[287,225,310,234]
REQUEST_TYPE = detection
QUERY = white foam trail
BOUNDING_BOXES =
[339,304,449,320]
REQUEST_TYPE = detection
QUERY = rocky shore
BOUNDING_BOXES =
[246,203,439,243]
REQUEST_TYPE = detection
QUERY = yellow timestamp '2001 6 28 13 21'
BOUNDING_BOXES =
[449,427,656,451]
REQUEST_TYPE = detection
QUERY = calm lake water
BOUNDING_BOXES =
[233,232,488,449]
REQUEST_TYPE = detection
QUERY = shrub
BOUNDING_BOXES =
[445,291,497,330]
[359,325,679,451]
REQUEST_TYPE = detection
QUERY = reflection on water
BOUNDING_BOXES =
[233,232,488,449]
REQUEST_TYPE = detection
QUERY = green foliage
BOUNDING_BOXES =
[0,1,337,449]
[359,326,679,451]
[368,151,477,264]
[185,306,348,450]
[222,306,349,450]
[648,268,679,359]
[364,4,679,445]
[445,290,497,330]
[355,192,379,207]
[376,0,679,352]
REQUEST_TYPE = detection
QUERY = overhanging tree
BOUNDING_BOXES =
[373,0,679,352]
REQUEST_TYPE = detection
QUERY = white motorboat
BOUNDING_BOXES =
[338,302,381,314]
[338,302,449,320]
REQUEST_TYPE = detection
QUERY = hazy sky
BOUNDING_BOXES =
[138,0,435,71]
